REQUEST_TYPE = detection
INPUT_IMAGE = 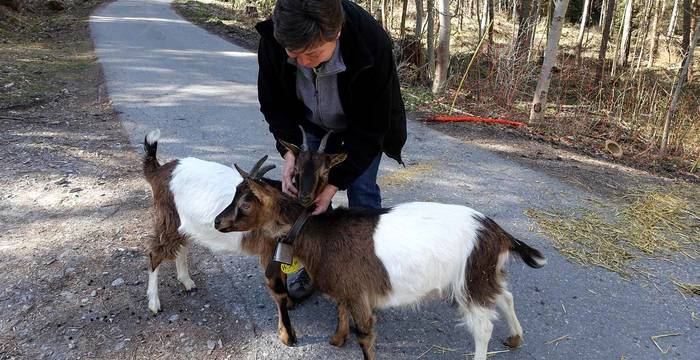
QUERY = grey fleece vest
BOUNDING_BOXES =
[288,40,347,132]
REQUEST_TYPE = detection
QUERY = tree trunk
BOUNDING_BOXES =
[530,0,571,123]
[433,0,452,93]
[400,0,409,37]
[426,0,436,80]
[668,0,679,37]
[415,0,424,37]
[595,0,618,83]
[480,0,490,37]
[476,0,483,38]
[681,0,691,51]
[611,3,625,77]
[528,1,541,61]
[576,0,593,62]
[488,0,495,47]
[545,0,554,44]
[415,0,425,68]
[647,0,662,67]
[661,20,700,152]
[600,0,607,27]
[617,0,634,68]
[634,0,654,72]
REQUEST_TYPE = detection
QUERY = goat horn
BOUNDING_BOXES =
[318,130,333,154]
[249,155,269,177]
[298,125,308,151]
[254,164,276,179]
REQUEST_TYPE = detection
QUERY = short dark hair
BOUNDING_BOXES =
[272,0,344,51]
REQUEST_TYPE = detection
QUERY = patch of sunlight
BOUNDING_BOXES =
[89,16,190,25]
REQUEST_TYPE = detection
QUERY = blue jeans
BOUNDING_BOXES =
[304,131,382,209]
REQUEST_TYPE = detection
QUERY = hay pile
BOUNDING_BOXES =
[525,185,699,292]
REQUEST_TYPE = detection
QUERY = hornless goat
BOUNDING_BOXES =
[142,130,279,314]
[214,157,547,360]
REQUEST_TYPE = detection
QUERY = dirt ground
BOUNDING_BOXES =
[0,1,697,359]
[1,2,248,358]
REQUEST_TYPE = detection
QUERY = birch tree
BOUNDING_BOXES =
[618,0,634,68]
[432,0,451,93]
[596,0,618,83]
[426,0,435,79]
[667,0,680,37]
[647,0,663,67]
[530,0,571,123]
[661,20,700,151]
[576,0,593,62]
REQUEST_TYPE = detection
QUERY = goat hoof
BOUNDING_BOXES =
[329,335,347,347]
[504,335,522,348]
[180,278,196,292]
[148,298,161,314]
[280,332,297,346]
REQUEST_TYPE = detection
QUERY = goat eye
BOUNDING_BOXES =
[241,203,251,211]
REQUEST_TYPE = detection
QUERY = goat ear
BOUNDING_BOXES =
[329,153,348,168]
[280,140,301,157]
[234,164,250,179]
[246,178,270,200]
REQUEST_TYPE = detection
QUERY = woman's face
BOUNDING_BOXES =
[285,33,339,68]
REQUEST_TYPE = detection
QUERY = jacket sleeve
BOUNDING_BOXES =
[328,40,395,190]
[257,36,303,157]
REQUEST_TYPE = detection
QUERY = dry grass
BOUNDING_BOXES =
[378,162,434,187]
[525,184,700,283]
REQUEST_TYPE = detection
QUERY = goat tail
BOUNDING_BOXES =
[143,129,162,181]
[509,237,546,268]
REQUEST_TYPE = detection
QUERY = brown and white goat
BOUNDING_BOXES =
[142,130,279,314]
[214,157,547,360]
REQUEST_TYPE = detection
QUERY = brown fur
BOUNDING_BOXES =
[216,176,392,357]
[279,139,346,207]
[144,159,188,270]
[464,216,513,307]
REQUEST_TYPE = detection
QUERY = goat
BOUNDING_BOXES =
[142,129,278,314]
[214,157,546,360]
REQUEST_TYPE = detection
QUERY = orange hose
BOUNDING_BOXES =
[427,115,526,127]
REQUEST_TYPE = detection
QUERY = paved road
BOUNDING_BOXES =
[90,1,698,359]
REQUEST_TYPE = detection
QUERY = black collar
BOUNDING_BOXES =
[280,207,312,245]
[265,207,312,278]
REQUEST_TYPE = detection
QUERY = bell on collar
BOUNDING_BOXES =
[274,242,294,265]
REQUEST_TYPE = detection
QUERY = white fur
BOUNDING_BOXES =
[147,266,161,314]
[461,305,497,360]
[369,202,530,359]
[146,129,161,144]
[372,202,482,308]
[145,131,249,314]
[169,157,248,252]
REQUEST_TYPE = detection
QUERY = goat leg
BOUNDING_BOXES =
[330,302,350,347]
[262,256,297,346]
[348,297,376,360]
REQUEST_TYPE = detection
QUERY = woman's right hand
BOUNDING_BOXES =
[282,151,298,196]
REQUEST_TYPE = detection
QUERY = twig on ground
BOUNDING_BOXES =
[545,335,570,345]
[650,333,681,353]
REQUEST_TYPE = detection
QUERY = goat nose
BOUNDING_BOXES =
[214,218,221,228]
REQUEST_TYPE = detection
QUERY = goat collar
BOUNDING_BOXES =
[281,207,312,247]
[265,207,312,278]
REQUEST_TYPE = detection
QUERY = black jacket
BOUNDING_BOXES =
[255,0,407,190]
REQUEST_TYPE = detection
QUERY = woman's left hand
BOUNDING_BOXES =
[312,184,338,215]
